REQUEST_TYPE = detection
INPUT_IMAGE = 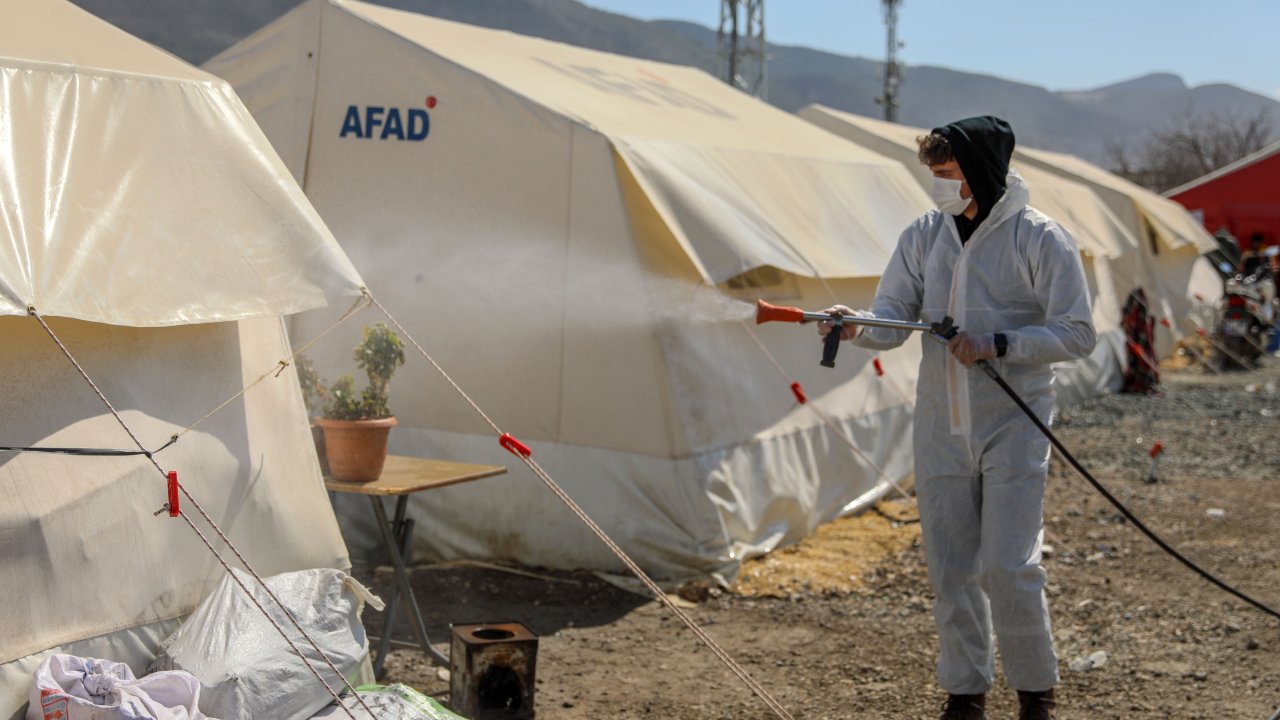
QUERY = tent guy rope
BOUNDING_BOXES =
[362,290,799,720]
[30,285,800,718]
[177,294,373,439]
[27,306,374,720]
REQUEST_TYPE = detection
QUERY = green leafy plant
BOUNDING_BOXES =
[297,323,407,421]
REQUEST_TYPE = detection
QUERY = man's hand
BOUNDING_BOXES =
[817,305,869,341]
[947,331,996,368]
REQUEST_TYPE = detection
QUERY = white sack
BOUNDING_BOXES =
[150,569,381,720]
[28,655,213,720]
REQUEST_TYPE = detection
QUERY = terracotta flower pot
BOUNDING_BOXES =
[315,416,398,483]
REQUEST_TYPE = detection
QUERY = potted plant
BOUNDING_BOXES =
[305,323,406,482]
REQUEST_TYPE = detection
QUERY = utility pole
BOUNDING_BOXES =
[875,0,904,122]
[716,0,767,98]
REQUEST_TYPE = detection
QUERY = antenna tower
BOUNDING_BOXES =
[716,0,767,98]
[875,0,904,122]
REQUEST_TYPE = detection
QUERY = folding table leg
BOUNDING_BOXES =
[372,512,413,678]
[370,496,448,668]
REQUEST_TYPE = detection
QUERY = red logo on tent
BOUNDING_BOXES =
[426,96,437,109]
[637,68,669,86]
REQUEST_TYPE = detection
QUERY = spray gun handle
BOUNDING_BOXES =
[820,318,843,368]
[930,316,959,340]
[928,316,1000,379]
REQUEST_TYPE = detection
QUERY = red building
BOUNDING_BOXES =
[1167,140,1280,251]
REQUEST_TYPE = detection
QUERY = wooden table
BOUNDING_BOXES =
[326,455,507,673]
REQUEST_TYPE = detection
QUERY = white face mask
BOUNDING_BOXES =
[929,177,972,215]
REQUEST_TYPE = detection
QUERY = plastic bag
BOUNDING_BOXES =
[150,568,382,720]
[309,684,467,720]
[28,654,216,720]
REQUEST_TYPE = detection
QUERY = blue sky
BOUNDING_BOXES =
[584,1,1280,99]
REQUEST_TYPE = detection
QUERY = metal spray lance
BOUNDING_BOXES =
[754,299,966,368]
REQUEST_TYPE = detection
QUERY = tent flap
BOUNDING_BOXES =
[615,138,926,283]
[0,0,363,326]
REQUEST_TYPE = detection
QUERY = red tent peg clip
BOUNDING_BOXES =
[499,433,532,458]
[167,470,180,517]
[873,357,885,377]
[790,381,808,405]
[1144,441,1165,485]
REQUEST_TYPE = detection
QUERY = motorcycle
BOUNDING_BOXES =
[1213,245,1279,370]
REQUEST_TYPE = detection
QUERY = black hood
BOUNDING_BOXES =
[932,116,1015,218]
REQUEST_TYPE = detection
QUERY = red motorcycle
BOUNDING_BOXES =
[1213,249,1277,370]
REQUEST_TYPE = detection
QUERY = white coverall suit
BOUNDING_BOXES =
[853,170,1095,693]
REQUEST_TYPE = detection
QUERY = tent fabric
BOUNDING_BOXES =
[211,0,928,286]
[1018,147,1218,254]
[207,0,933,578]
[797,108,1131,261]
[0,318,350,694]
[0,0,363,327]
[1166,140,1280,248]
[613,139,924,282]
[2,3,364,716]
[0,619,180,720]
[796,106,1129,405]
[1015,146,1222,355]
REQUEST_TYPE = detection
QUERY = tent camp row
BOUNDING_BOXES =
[1,0,1221,717]
[207,0,1220,581]
[203,0,933,586]
[1015,142,1222,360]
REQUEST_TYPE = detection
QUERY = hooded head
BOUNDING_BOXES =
[929,116,1016,217]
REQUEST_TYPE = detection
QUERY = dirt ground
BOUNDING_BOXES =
[361,352,1280,719]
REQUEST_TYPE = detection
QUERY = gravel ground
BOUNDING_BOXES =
[367,354,1280,719]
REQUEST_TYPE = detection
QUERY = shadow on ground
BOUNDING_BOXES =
[354,563,650,644]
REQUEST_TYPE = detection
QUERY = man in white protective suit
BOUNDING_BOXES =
[819,116,1095,720]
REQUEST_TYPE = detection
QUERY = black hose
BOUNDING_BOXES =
[975,360,1280,621]
[0,434,179,458]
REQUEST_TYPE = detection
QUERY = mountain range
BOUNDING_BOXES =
[69,0,1280,167]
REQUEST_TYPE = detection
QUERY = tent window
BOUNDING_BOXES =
[722,266,799,301]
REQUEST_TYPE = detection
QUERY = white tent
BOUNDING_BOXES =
[206,0,935,580]
[0,1,364,716]
[797,106,1136,405]
[1015,147,1222,357]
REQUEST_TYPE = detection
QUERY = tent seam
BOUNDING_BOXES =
[299,0,329,192]
[553,124,576,442]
